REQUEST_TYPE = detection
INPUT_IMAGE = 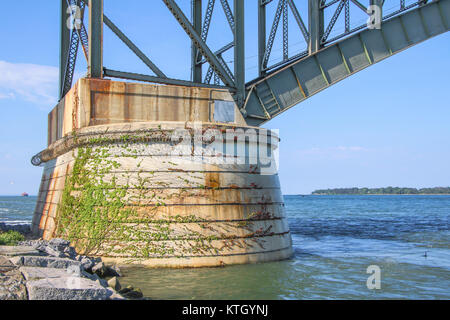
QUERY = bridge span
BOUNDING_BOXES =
[58,0,450,126]
[29,0,449,267]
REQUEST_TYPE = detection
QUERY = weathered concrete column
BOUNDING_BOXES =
[32,78,293,267]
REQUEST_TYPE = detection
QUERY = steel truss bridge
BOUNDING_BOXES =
[60,0,449,126]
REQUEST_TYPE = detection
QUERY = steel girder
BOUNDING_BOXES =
[60,0,86,99]
[162,0,235,87]
[58,0,449,127]
[243,0,450,126]
[59,0,71,99]
[103,15,166,78]
[88,0,103,78]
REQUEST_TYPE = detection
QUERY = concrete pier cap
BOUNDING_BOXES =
[32,78,293,268]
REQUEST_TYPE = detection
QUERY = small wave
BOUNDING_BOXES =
[0,219,32,226]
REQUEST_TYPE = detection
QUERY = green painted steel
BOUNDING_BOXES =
[234,0,246,107]
[192,0,203,83]
[88,0,103,78]
[308,0,323,54]
[59,0,70,100]
[58,0,449,123]
[162,0,236,88]
[243,0,450,126]
[103,15,166,79]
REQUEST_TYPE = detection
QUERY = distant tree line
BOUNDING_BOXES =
[312,187,450,195]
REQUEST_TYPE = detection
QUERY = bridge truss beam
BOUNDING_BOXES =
[58,0,449,126]
[243,0,450,125]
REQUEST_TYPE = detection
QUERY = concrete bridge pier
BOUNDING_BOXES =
[32,78,293,267]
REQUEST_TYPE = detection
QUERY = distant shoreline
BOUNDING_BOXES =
[310,187,450,196]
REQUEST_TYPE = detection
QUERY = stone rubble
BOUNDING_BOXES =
[0,269,28,300]
[0,223,31,235]
[0,238,145,300]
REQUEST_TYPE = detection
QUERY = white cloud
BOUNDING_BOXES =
[0,92,15,99]
[0,60,58,106]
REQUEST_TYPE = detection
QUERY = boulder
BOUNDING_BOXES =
[19,267,77,281]
[119,285,133,295]
[0,246,41,257]
[26,277,114,300]
[49,239,70,248]
[119,285,144,299]
[0,269,27,300]
[18,239,75,259]
[92,262,108,277]
[124,288,143,299]
[12,256,82,269]
[80,257,96,272]
[0,256,16,273]
[39,245,65,258]
[95,278,109,288]
[63,246,77,259]
[108,265,122,277]
[107,277,122,291]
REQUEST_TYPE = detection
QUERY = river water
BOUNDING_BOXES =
[1,195,449,299]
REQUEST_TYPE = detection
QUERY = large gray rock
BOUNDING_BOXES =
[17,240,47,248]
[17,239,76,259]
[39,245,66,258]
[48,239,70,248]
[11,256,82,269]
[119,286,144,300]
[80,256,96,272]
[0,256,16,273]
[19,267,76,281]
[0,246,41,257]
[0,269,27,300]
[91,262,121,278]
[27,277,114,300]
[92,262,107,277]
[107,277,122,291]
[63,246,77,259]
[107,265,122,277]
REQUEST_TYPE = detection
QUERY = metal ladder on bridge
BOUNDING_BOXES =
[254,81,282,119]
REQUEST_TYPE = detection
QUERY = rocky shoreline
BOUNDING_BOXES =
[0,223,145,300]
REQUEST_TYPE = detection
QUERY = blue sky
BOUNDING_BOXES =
[0,1,449,195]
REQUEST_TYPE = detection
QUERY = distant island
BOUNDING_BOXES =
[312,187,450,195]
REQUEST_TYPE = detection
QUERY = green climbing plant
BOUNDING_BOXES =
[54,131,276,260]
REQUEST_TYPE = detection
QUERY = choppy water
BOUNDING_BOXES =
[1,195,449,299]
[0,196,36,225]
[120,195,450,300]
